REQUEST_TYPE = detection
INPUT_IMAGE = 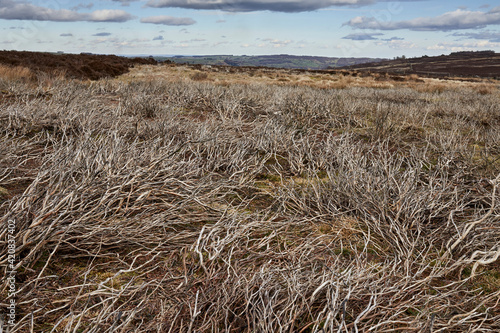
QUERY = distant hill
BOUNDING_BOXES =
[338,51,500,78]
[156,54,386,70]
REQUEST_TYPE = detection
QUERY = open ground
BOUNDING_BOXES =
[1,58,500,332]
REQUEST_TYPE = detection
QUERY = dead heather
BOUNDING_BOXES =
[0,66,500,332]
[0,50,157,81]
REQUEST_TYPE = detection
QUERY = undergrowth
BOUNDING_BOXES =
[1,74,499,332]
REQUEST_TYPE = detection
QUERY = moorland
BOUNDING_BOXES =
[155,54,386,70]
[0,52,499,332]
[343,50,500,79]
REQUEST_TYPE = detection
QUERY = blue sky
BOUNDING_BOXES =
[1,0,499,58]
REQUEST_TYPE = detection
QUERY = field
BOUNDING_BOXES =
[343,51,500,79]
[1,60,500,332]
[156,54,385,70]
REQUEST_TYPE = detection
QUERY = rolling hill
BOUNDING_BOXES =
[339,50,500,78]
[156,54,386,70]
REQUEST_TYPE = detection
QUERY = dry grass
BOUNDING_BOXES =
[191,71,210,81]
[0,64,33,82]
[123,64,500,96]
[0,67,499,332]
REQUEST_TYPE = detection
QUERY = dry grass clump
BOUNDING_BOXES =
[473,83,498,95]
[191,71,209,81]
[412,82,449,94]
[0,72,499,332]
[0,64,33,82]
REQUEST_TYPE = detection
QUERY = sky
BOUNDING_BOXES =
[0,0,499,58]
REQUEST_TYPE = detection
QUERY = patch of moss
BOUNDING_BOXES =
[255,173,281,183]
[405,307,420,316]
[0,186,9,198]
[334,248,352,257]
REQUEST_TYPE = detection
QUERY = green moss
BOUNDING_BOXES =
[256,173,281,183]
[32,251,50,270]
[405,307,420,316]
[470,269,500,294]
[0,186,8,198]
[334,248,352,257]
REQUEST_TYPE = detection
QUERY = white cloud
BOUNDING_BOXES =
[451,31,500,42]
[260,38,293,48]
[342,32,384,40]
[111,0,138,6]
[71,2,94,10]
[144,0,405,13]
[140,15,196,25]
[376,39,417,49]
[427,40,500,51]
[0,0,134,22]
[345,6,500,31]
[180,38,206,42]
[89,36,152,49]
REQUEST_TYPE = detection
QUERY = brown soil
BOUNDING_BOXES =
[0,50,157,80]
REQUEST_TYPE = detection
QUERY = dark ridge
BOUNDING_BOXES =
[0,50,157,80]
[338,51,500,79]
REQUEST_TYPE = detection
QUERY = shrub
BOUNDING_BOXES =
[191,71,209,81]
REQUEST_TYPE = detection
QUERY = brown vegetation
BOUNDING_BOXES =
[0,50,157,81]
[342,50,500,79]
[124,63,499,95]
[0,62,499,332]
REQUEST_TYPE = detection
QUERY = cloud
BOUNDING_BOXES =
[451,31,500,42]
[382,36,404,41]
[260,38,293,48]
[111,0,138,6]
[89,36,152,48]
[213,41,230,46]
[60,33,73,37]
[141,15,196,25]
[240,38,294,49]
[342,32,383,40]
[0,0,134,22]
[93,32,112,36]
[345,6,500,31]
[427,40,500,52]
[180,38,206,42]
[375,39,417,49]
[153,35,164,40]
[71,2,94,10]
[216,19,226,23]
[144,0,389,13]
